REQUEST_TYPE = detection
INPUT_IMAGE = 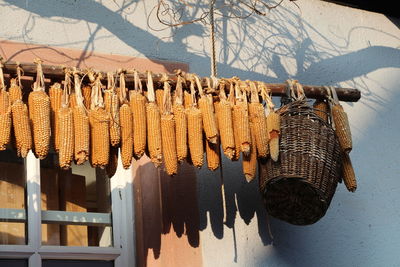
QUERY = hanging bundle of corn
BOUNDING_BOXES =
[130,70,147,159]
[329,87,352,153]
[49,82,62,152]
[82,84,92,110]
[11,65,32,157]
[242,122,257,182]
[9,66,23,105]
[232,80,251,156]
[186,77,203,168]
[160,74,178,175]
[216,81,235,160]
[89,74,110,168]
[194,75,218,144]
[265,90,280,162]
[72,69,89,165]
[0,64,11,151]
[342,152,357,192]
[146,71,163,167]
[313,98,329,123]
[29,59,51,159]
[104,72,120,147]
[118,71,133,169]
[58,70,74,169]
[173,75,187,163]
[249,82,269,158]
[227,82,240,161]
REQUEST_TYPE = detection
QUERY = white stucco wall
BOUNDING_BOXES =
[1,0,400,266]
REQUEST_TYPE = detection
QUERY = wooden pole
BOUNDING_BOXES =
[2,61,361,102]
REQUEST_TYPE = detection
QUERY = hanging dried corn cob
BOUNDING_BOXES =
[10,67,32,157]
[242,122,257,182]
[329,87,352,153]
[186,77,203,168]
[194,75,218,144]
[29,59,51,159]
[173,75,187,163]
[146,71,162,167]
[313,98,329,123]
[49,82,63,152]
[104,72,120,147]
[89,74,110,168]
[156,87,164,114]
[118,71,133,169]
[58,70,74,169]
[232,80,251,156]
[0,64,11,151]
[216,81,235,160]
[248,81,269,158]
[130,70,147,159]
[265,89,279,162]
[160,74,178,175]
[184,90,192,109]
[72,70,89,165]
[82,85,92,110]
[9,80,22,105]
[106,146,118,178]
[342,152,357,192]
[227,82,240,161]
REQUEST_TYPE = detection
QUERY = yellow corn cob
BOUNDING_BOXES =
[0,89,11,150]
[73,105,89,165]
[332,104,352,153]
[242,122,257,182]
[206,138,220,171]
[186,107,203,168]
[89,107,110,168]
[106,146,118,178]
[120,103,133,169]
[267,112,280,162]
[129,90,147,158]
[146,102,162,167]
[313,99,329,122]
[69,93,77,109]
[82,85,92,110]
[216,99,235,160]
[249,102,269,158]
[155,88,164,114]
[342,153,357,192]
[173,103,187,162]
[184,90,192,109]
[28,90,51,159]
[232,100,251,156]
[58,106,74,169]
[161,114,178,175]
[198,94,219,144]
[9,79,23,105]
[49,83,63,152]
[11,100,32,157]
[104,90,121,147]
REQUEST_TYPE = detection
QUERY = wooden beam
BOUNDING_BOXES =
[2,61,361,102]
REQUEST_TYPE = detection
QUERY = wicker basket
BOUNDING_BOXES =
[259,100,342,225]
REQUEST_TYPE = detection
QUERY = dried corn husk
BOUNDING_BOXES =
[0,65,11,151]
[249,82,268,158]
[146,71,162,167]
[173,75,187,163]
[264,89,279,162]
[161,75,178,175]
[242,122,257,182]
[72,71,89,165]
[130,70,147,159]
[29,59,51,159]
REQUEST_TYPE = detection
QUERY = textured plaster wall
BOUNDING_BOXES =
[1,0,400,266]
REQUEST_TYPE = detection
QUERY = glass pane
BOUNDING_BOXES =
[40,154,112,247]
[43,260,113,267]
[0,259,28,267]
[0,149,26,245]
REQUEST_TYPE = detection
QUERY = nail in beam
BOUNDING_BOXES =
[2,61,361,102]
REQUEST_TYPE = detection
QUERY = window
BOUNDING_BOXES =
[0,151,135,267]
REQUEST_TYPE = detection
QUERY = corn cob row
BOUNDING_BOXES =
[118,72,133,169]
[72,71,89,165]
[105,72,121,147]
[130,70,147,159]
[249,82,269,158]
[29,60,51,159]
[173,75,187,163]
[0,65,11,151]
[146,71,162,167]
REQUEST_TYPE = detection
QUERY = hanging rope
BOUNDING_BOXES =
[209,0,217,77]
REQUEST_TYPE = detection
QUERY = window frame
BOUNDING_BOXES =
[0,151,135,267]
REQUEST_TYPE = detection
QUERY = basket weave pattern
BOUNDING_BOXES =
[259,100,342,225]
